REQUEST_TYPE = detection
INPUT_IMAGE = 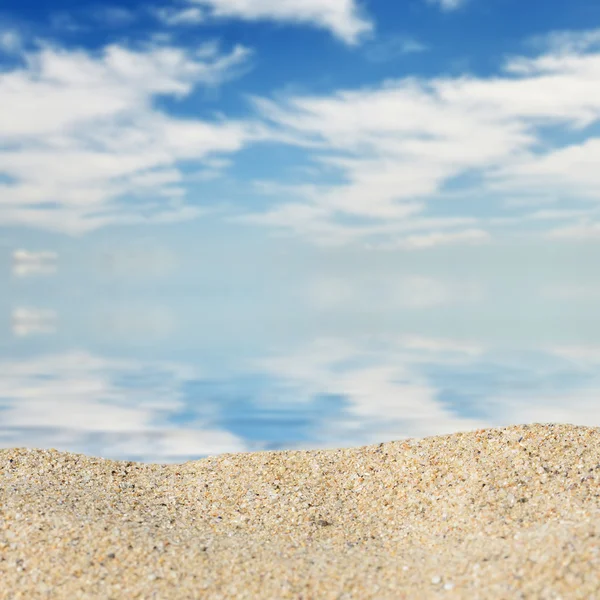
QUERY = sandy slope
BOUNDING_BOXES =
[1,423,600,599]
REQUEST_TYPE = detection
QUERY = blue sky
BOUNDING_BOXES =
[1,0,600,246]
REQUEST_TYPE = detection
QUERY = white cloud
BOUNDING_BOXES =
[492,139,600,199]
[242,35,600,245]
[549,344,600,366]
[12,249,57,262]
[5,27,600,246]
[526,208,597,221]
[0,39,259,233]
[12,263,57,278]
[254,337,600,448]
[364,35,428,63]
[427,0,467,11]
[485,390,600,428]
[107,428,246,460]
[399,335,483,356]
[253,337,489,447]
[530,28,600,54]
[11,249,58,278]
[155,6,206,25]
[0,29,21,53]
[0,352,249,461]
[399,229,490,249]
[174,0,373,44]
[11,308,57,337]
[547,220,600,240]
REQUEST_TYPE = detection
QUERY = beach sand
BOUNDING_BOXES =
[1,423,600,599]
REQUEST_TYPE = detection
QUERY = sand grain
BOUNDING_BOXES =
[1,423,600,598]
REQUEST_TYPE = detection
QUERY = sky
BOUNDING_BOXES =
[1,0,600,245]
[2,0,600,461]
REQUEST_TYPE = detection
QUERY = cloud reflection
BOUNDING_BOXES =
[0,352,248,462]
[1,337,600,462]
[11,308,57,337]
[253,337,491,448]
[11,249,58,278]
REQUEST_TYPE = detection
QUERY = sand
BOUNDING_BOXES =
[1,423,600,599]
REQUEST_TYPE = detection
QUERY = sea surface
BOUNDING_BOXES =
[2,235,599,462]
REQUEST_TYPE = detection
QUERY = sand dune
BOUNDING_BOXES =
[1,423,600,598]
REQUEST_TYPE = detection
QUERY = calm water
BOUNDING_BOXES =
[2,0,600,465]
[2,236,599,463]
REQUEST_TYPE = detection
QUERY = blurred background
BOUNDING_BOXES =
[2,0,600,461]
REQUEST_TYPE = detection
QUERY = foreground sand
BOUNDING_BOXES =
[1,423,600,599]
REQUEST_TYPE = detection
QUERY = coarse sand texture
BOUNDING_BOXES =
[1,423,600,598]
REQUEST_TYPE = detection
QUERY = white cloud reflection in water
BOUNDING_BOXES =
[0,352,249,462]
[1,334,600,462]
[11,308,57,337]
[2,236,599,462]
